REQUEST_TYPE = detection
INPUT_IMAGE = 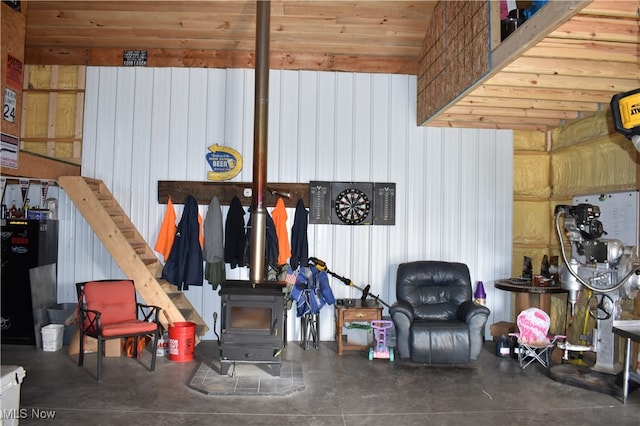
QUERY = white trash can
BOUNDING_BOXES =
[41,324,64,352]
[0,365,27,426]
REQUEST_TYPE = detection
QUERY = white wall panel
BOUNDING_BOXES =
[52,66,513,341]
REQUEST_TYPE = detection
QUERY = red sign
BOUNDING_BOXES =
[6,54,23,90]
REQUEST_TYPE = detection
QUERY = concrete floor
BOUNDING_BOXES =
[2,340,639,426]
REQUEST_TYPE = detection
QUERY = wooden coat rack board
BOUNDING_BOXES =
[157,181,309,208]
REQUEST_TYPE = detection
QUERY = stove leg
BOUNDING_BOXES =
[220,360,232,376]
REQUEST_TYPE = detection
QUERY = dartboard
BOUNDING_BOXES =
[335,188,371,224]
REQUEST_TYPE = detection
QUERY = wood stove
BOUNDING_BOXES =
[218,280,285,376]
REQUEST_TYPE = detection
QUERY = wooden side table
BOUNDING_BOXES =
[335,300,382,355]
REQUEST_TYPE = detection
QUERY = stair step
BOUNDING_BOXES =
[179,308,194,319]
[141,257,158,266]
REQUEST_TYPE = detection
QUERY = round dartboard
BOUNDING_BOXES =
[335,188,371,224]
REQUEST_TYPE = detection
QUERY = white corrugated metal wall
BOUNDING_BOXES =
[47,66,513,341]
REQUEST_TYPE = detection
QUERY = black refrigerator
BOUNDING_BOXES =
[1,219,59,345]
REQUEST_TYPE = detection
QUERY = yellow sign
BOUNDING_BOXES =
[206,144,243,181]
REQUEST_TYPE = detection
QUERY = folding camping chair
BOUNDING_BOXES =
[509,307,565,370]
[290,264,335,350]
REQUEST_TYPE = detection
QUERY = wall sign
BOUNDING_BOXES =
[1,132,19,169]
[206,144,243,181]
[6,54,23,90]
[3,88,16,123]
[123,50,148,66]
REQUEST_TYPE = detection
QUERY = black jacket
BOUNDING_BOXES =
[161,195,203,290]
[290,199,308,269]
[224,196,246,268]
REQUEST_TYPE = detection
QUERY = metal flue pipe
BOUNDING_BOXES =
[249,0,270,283]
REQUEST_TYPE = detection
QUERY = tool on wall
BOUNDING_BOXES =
[308,257,390,308]
[611,88,640,151]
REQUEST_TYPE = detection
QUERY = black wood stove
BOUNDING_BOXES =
[218,280,285,376]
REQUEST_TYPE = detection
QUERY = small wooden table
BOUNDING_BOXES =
[612,320,640,404]
[335,299,382,355]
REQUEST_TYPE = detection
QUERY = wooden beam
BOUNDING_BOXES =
[24,47,418,74]
[0,151,80,179]
[158,181,310,208]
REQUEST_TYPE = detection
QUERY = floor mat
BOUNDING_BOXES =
[187,359,305,396]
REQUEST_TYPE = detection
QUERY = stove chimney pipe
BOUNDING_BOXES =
[249,0,270,283]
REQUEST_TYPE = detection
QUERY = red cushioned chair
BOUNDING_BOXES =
[76,280,161,381]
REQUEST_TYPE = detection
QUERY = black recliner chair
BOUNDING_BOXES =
[390,261,490,364]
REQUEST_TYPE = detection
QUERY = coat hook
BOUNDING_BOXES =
[269,188,291,199]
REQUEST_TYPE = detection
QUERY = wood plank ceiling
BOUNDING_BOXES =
[23,0,640,132]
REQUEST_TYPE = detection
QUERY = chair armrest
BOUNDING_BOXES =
[457,300,490,324]
[137,303,161,324]
[78,306,102,332]
[458,301,490,360]
[389,300,414,322]
[389,300,415,359]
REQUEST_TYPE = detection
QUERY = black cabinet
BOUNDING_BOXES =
[1,219,58,345]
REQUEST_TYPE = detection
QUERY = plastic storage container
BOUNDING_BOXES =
[41,324,64,351]
[345,322,373,346]
[0,365,27,426]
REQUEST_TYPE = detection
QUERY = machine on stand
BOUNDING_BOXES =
[549,203,640,395]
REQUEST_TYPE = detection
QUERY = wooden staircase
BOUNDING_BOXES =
[58,176,209,342]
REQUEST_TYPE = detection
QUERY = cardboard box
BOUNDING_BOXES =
[490,321,516,339]
[68,329,121,357]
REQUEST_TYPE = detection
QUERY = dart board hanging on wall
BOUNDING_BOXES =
[335,188,371,224]
[331,182,373,225]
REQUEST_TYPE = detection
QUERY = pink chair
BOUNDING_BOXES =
[509,307,565,370]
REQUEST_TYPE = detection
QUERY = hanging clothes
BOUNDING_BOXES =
[161,195,203,291]
[271,197,291,265]
[224,196,246,269]
[154,196,177,262]
[203,196,225,289]
[243,208,279,268]
[290,199,308,269]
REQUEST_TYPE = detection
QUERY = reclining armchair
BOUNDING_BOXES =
[390,261,490,364]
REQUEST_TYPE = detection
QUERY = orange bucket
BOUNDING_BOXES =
[168,322,196,362]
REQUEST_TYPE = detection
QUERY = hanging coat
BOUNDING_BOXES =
[271,197,291,265]
[243,208,279,268]
[290,199,308,269]
[154,196,177,262]
[203,196,225,289]
[224,196,246,268]
[161,195,203,291]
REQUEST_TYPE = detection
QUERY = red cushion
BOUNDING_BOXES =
[101,320,157,337]
[82,280,137,327]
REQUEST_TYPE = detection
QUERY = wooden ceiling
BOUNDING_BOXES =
[23,0,640,132]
